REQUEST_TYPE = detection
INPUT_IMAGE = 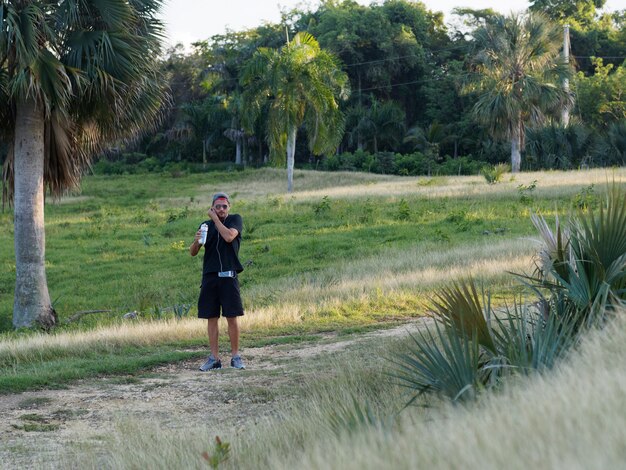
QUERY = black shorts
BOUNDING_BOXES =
[198,273,244,319]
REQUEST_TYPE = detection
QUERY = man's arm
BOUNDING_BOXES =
[209,210,239,243]
[190,229,202,256]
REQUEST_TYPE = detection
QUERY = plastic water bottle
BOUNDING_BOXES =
[199,223,208,245]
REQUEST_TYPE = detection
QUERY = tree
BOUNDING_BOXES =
[180,96,230,165]
[529,0,607,28]
[404,121,447,160]
[241,32,349,192]
[1,0,168,328]
[574,59,626,130]
[346,97,405,153]
[464,13,572,172]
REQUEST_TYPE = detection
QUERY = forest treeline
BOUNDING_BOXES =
[46,1,626,175]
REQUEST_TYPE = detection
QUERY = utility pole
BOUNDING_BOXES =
[562,24,570,126]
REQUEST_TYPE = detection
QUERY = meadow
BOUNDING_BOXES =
[1,167,625,468]
[3,167,616,332]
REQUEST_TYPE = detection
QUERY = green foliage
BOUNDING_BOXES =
[240,32,349,190]
[395,320,482,403]
[595,121,626,166]
[321,151,485,176]
[464,12,572,172]
[1,0,169,198]
[574,59,626,131]
[481,163,510,184]
[201,436,231,469]
[526,123,594,170]
[529,0,607,28]
[530,184,626,326]
[518,180,538,204]
[313,196,331,215]
[396,199,411,221]
[394,183,626,404]
[572,184,597,210]
[394,280,584,404]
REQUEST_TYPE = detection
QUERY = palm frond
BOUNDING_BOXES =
[2,0,169,200]
[489,298,581,373]
[430,280,497,353]
[393,320,482,404]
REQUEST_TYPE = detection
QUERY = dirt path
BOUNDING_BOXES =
[0,322,420,469]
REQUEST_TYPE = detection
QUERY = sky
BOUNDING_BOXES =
[159,0,624,48]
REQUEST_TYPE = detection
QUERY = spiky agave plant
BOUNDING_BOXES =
[529,184,626,327]
[393,280,584,405]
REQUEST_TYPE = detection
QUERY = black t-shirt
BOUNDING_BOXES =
[199,214,244,276]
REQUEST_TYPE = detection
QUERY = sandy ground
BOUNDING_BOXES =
[0,323,420,469]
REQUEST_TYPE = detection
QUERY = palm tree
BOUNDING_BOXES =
[404,121,448,160]
[464,13,572,172]
[347,98,405,153]
[241,32,349,192]
[222,91,247,165]
[180,96,230,166]
[1,0,168,328]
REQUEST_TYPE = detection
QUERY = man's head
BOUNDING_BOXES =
[211,192,230,220]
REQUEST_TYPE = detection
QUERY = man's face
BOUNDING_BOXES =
[212,198,230,220]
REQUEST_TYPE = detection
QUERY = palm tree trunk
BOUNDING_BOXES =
[13,97,56,329]
[286,126,297,193]
[242,136,247,167]
[202,138,207,168]
[511,123,522,173]
[235,138,242,165]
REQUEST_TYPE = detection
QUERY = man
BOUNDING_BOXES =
[190,192,245,371]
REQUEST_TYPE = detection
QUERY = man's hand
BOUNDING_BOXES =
[190,229,202,257]
[208,208,220,223]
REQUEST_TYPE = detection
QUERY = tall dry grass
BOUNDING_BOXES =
[73,312,626,469]
[161,167,626,207]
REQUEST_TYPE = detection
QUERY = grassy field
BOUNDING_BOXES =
[1,167,625,468]
[1,168,625,387]
[3,167,620,329]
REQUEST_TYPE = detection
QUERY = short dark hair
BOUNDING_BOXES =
[212,192,230,204]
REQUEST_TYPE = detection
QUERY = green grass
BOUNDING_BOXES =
[0,172,531,319]
[0,167,624,389]
[0,346,197,393]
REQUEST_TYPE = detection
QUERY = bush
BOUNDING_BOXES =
[481,163,510,184]
[320,152,487,177]
[393,184,626,405]
[526,122,593,170]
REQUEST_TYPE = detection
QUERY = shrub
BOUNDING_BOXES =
[526,122,593,170]
[529,184,626,327]
[394,184,626,405]
[320,152,488,177]
[394,281,583,404]
[480,163,510,184]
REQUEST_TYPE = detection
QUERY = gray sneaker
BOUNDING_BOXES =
[199,355,222,371]
[230,355,245,369]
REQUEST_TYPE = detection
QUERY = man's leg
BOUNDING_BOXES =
[226,316,239,356]
[208,317,220,359]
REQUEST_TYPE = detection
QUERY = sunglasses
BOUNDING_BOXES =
[213,204,229,210]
